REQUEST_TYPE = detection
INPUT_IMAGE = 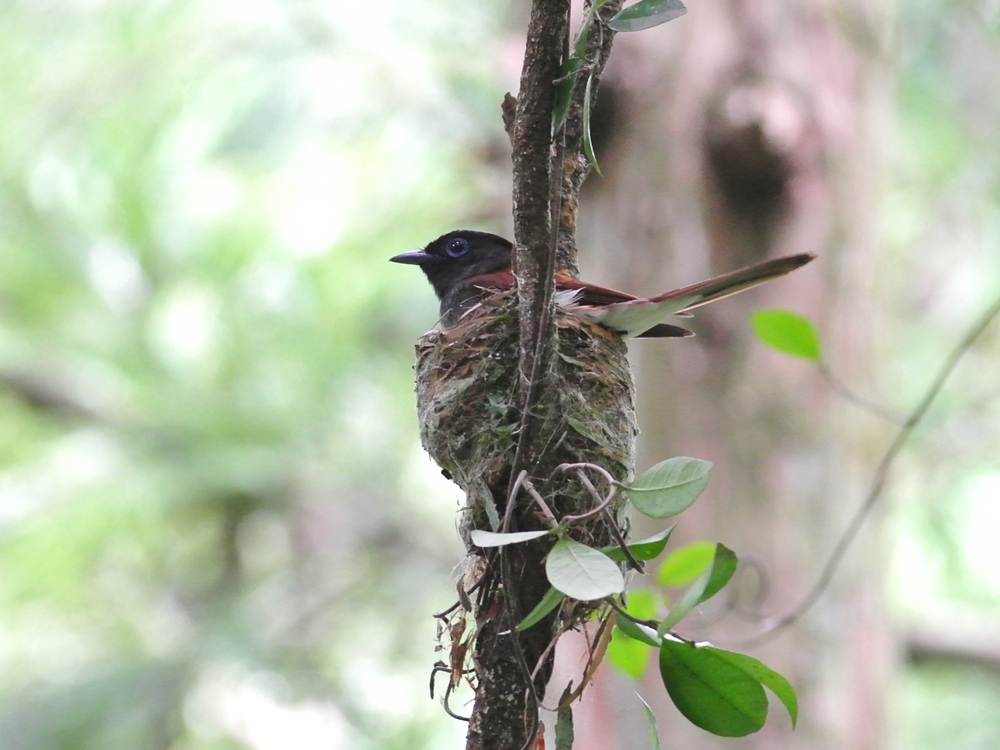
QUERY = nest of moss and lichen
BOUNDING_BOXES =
[416,289,638,720]
[414,287,637,569]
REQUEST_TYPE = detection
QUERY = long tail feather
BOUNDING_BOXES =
[584,253,815,338]
[654,253,816,312]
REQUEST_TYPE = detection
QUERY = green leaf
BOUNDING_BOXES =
[470,529,551,548]
[556,694,575,750]
[656,540,715,586]
[602,525,676,562]
[658,544,737,633]
[516,587,565,631]
[624,458,712,519]
[637,693,661,750]
[751,309,822,360]
[608,0,687,32]
[546,538,625,601]
[608,626,653,678]
[659,638,768,737]
[572,0,615,63]
[582,73,601,175]
[615,616,661,648]
[708,650,798,728]
[613,589,661,647]
[552,57,584,137]
[625,588,658,619]
[574,24,591,60]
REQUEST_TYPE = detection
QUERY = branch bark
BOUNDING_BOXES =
[510,0,566,417]
[556,1,623,274]
[416,3,631,749]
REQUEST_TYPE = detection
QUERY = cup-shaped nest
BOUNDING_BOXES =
[414,290,637,551]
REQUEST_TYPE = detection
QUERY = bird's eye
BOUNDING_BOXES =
[445,237,469,257]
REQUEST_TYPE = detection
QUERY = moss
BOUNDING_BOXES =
[414,289,636,549]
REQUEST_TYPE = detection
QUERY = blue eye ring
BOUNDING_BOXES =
[445,237,469,257]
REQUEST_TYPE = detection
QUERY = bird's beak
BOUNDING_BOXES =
[389,249,435,265]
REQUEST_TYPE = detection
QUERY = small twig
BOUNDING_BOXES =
[817,360,907,425]
[538,613,615,712]
[503,469,530,532]
[555,613,616,708]
[434,577,485,620]
[561,469,614,522]
[555,461,643,571]
[602,507,644,573]
[606,597,659,630]
[724,556,770,621]
[554,61,595,84]
[521,478,562,528]
[430,663,472,722]
[434,600,463,620]
[554,461,617,486]
[737,292,1000,647]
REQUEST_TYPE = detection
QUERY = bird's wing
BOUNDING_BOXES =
[552,273,640,306]
[573,253,816,338]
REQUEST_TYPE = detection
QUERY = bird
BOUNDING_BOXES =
[390,230,815,339]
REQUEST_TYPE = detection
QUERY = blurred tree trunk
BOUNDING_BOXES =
[570,1,896,748]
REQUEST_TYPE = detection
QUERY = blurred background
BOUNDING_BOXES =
[0,0,998,748]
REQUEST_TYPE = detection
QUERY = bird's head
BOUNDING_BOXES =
[390,230,513,304]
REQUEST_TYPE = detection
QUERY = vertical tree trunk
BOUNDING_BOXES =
[420,4,635,748]
[574,1,896,748]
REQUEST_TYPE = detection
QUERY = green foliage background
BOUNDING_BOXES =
[0,0,998,748]
[0,1,507,747]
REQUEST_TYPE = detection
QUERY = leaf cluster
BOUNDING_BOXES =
[553,0,689,174]
[469,455,797,738]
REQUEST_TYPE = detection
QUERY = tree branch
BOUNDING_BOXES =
[510,0,567,419]
[736,291,1000,646]
[557,0,623,274]
[446,4,633,748]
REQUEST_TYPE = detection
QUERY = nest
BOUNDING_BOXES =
[417,290,639,732]
[415,288,637,551]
